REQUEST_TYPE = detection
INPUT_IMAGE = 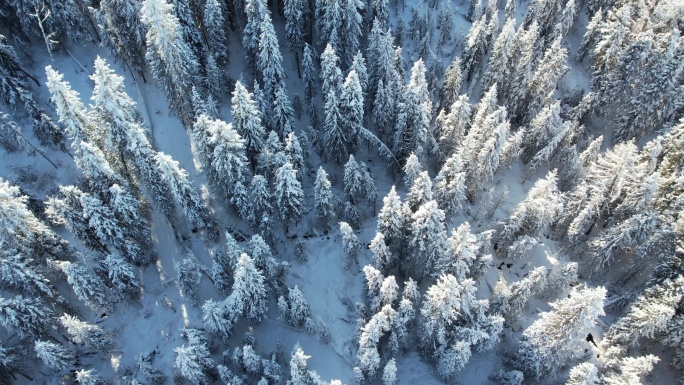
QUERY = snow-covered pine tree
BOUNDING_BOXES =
[499,171,564,250]
[34,340,74,371]
[565,362,599,385]
[0,178,66,260]
[460,17,488,84]
[393,59,432,162]
[504,23,538,118]
[317,0,343,52]
[56,260,108,310]
[551,0,578,42]
[286,286,311,326]
[437,341,471,380]
[246,175,273,228]
[339,70,364,154]
[202,299,234,340]
[355,305,395,381]
[435,95,471,159]
[75,369,105,385]
[435,222,479,280]
[174,330,214,384]
[377,186,405,252]
[97,0,147,81]
[323,87,348,163]
[204,117,249,198]
[286,344,314,385]
[90,56,146,171]
[382,358,397,385]
[227,253,268,323]
[154,152,212,232]
[99,253,142,296]
[285,0,306,63]
[59,314,111,350]
[203,0,228,65]
[420,274,474,350]
[231,80,266,167]
[45,65,98,146]
[314,167,336,229]
[370,232,393,273]
[604,277,683,346]
[515,286,606,379]
[243,0,269,71]
[405,171,433,212]
[434,154,467,216]
[0,251,54,297]
[302,44,318,116]
[440,57,463,109]
[274,162,304,229]
[482,18,516,92]
[273,83,295,137]
[341,0,364,67]
[0,37,63,147]
[340,222,362,270]
[0,295,52,338]
[407,201,448,279]
[248,234,277,280]
[521,38,568,122]
[321,44,344,102]
[258,12,285,101]
[141,0,200,125]
[176,257,201,304]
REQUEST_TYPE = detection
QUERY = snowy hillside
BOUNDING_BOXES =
[0,0,682,384]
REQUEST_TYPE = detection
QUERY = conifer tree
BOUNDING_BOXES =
[231,81,265,167]
[482,18,516,92]
[500,171,563,249]
[339,70,364,153]
[515,286,606,379]
[377,186,405,250]
[246,175,273,228]
[522,38,568,122]
[435,95,471,158]
[440,57,463,109]
[314,167,336,229]
[434,154,467,216]
[275,162,305,228]
[202,299,234,339]
[565,362,599,385]
[0,295,52,338]
[393,59,432,162]
[98,0,148,81]
[203,0,228,64]
[460,18,488,84]
[0,37,63,147]
[141,0,199,124]
[174,329,214,384]
[243,0,268,71]
[341,0,364,66]
[407,201,448,278]
[340,222,362,270]
[273,84,295,137]
[59,314,111,350]
[302,44,318,116]
[34,341,74,371]
[154,152,212,231]
[57,261,108,310]
[0,178,66,260]
[258,12,285,101]
[323,87,347,163]
[227,253,268,323]
[285,0,306,60]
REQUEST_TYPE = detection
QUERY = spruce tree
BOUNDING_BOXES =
[515,286,606,379]
[141,0,200,125]
[98,0,147,81]
[274,162,305,228]
[257,12,285,101]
